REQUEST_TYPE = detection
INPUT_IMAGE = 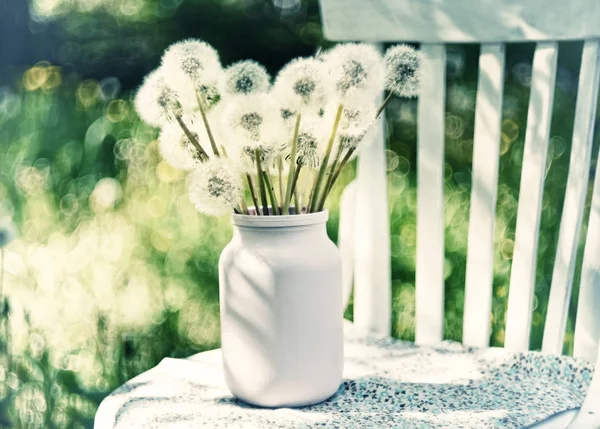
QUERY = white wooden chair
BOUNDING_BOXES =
[325,0,600,426]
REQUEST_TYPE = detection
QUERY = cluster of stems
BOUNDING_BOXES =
[173,90,251,215]
[249,103,351,215]
[173,87,393,216]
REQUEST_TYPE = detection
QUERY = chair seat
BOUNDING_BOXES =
[95,323,595,429]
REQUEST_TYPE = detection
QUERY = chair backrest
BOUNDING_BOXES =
[320,0,600,360]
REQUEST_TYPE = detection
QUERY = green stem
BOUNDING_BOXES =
[324,148,355,201]
[239,198,249,215]
[293,189,301,214]
[255,149,270,215]
[291,163,302,198]
[291,164,302,213]
[175,115,208,160]
[308,104,344,212]
[305,170,316,212]
[318,143,344,211]
[195,91,220,157]
[277,157,284,205]
[376,91,394,118]
[263,173,281,215]
[283,113,302,215]
[246,174,260,214]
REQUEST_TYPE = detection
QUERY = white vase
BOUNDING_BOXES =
[218,209,344,408]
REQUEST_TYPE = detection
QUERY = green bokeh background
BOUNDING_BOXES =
[1,0,599,427]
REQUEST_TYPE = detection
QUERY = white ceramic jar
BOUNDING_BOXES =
[218,209,344,408]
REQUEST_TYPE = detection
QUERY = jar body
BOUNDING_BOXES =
[218,211,343,407]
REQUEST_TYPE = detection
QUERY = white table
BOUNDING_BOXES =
[95,324,595,428]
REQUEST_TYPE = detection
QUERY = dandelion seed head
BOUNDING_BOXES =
[334,102,376,155]
[384,45,422,98]
[293,116,329,169]
[162,39,222,85]
[223,93,285,144]
[293,77,316,98]
[296,133,320,168]
[273,58,331,111]
[340,60,367,90]
[326,43,385,101]
[338,133,365,151]
[277,101,304,131]
[161,39,223,111]
[281,107,296,122]
[188,158,242,216]
[222,94,286,172]
[134,68,182,126]
[196,84,221,108]
[225,140,281,175]
[181,56,204,77]
[158,117,208,170]
[242,144,277,166]
[222,60,271,96]
[281,108,294,120]
[240,112,263,134]
[341,102,376,130]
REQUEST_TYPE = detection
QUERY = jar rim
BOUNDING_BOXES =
[231,207,328,228]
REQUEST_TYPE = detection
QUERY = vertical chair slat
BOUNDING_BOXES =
[338,180,357,311]
[463,43,506,348]
[543,40,600,355]
[353,71,391,335]
[504,42,558,352]
[415,44,447,345]
[574,151,600,362]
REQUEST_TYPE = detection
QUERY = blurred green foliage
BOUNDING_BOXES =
[0,0,599,427]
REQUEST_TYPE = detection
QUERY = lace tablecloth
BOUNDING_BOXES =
[94,325,595,428]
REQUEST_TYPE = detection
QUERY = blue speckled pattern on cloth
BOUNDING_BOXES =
[95,324,595,429]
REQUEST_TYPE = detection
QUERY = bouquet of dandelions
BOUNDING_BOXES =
[135,40,422,216]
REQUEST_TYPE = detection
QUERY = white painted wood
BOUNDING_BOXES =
[573,151,600,362]
[319,0,600,43]
[415,44,446,345]
[543,41,600,356]
[504,43,558,352]
[353,68,391,335]
[463,44,506,348]
[567,343,600,428]
[338,180,357,310]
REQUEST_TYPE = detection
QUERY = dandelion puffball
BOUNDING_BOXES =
[158,118,208,170]
[222,60,271,96]
[223,93,285,145]
[273,58,330,112]
[325,43,385,102]
[294,116,329,169]
[339,103,376,131]
[161,39,223,109]
[384,45,422,98]
[222,93,286,170]
[188,158,242,216]
[334,102,376,155]
[134,68,182,126]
